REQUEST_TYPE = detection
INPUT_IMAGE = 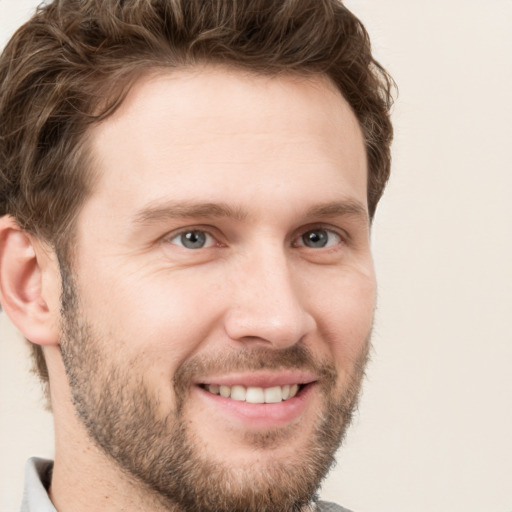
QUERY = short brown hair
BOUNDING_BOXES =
[0,0,394,390]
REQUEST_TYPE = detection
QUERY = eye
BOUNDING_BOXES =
[296,228,342,249]
[168,230,216,249]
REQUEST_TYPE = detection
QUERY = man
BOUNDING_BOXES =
[0,0,393,511]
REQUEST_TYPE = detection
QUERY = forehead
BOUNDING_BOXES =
[83,66,367,224]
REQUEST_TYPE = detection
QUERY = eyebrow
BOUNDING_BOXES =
[132,200,248,226]
[304,200,369,224]
[132,198,369,227]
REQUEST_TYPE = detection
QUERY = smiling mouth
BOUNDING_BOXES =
[200,383,308,404]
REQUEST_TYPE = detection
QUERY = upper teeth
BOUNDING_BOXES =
[206,384,300,403]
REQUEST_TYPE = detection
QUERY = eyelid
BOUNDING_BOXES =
[292,224,349,248]
[163,225,224,248]
[159,222,349,249]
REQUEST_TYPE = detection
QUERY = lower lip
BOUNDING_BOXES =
[195,384,316,429]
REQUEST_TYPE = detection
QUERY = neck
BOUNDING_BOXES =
[50,437,180,512]
[47,373,178,512]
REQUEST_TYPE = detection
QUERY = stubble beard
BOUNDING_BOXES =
[58,269,370,512]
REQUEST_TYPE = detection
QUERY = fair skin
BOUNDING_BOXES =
[0,67,375,511]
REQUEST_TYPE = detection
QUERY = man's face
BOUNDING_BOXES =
[59,67,375,511]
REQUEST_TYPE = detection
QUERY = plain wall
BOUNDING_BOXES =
[1,1,511,511]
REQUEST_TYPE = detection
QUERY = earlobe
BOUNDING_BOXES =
[0,216,60,346]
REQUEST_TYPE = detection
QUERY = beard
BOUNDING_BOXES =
[58,267,370,512]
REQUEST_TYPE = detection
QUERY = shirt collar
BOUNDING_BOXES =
[19,457,57,512]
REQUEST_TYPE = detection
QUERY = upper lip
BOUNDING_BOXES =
[197,370,318,388]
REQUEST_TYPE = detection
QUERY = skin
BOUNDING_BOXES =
[1,67,376,511]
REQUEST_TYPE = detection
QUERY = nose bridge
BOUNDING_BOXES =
[224,243,315,347]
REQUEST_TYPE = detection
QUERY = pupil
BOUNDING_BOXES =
[182,231,206,249]
[303,230,328,248]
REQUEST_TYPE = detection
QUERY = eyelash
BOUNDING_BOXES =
[292,227,344,249]
[166,227,221,249]
[164,225,347,251]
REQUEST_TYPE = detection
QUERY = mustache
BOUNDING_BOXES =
[172,344,338,402]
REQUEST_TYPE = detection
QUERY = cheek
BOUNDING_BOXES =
[80,268,223,363]
[306,266,376,362]
[73,270,222,413]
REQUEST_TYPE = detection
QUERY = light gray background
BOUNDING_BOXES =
[1,1,511,511]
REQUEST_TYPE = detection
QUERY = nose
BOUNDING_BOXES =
[223,248,317,349]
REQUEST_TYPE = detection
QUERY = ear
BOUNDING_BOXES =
[0,216,61,346]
